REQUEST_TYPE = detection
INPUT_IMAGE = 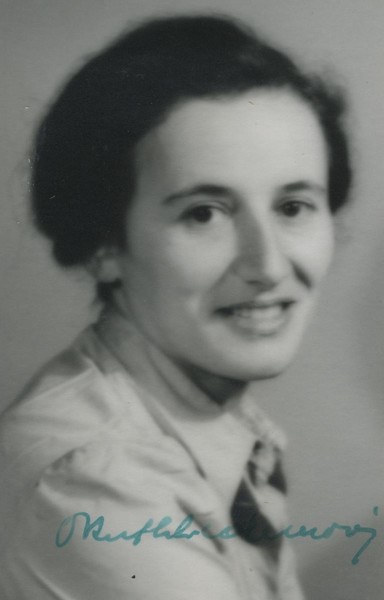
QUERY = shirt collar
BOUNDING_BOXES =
[95,306,287,505]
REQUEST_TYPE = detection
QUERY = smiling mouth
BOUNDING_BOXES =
[216,301,294,335]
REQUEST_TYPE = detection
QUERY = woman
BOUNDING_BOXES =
[0,14,351,600]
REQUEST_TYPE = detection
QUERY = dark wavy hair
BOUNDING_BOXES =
[32,14,352,275]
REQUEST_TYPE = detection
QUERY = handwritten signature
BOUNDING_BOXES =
[55,507,380,565]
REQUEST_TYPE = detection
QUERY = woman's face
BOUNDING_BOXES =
[111,90,334,387]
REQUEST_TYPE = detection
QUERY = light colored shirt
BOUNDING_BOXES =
[0,309,304,599]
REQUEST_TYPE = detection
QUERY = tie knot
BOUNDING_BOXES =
[247,439,279,487]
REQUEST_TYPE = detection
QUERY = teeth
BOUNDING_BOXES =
[231,305,282,319]
[218,302,291,334]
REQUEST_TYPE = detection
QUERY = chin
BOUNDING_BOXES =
[247,362,292,381]
[231,360,294,382]
[202,348,298,383]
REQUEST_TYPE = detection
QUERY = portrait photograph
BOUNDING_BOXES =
[1,1,383,599]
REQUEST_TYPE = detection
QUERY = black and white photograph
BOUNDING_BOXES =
[1,1,383,598]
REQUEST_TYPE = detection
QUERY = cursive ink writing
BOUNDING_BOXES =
[274,512,378,565]
[55,512,237,548]
[55,507,380,565]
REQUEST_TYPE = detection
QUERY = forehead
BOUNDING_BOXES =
[133,90,327,192]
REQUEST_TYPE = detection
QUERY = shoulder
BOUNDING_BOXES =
[0,337,226,599]
[0,413,229,600]
[0,327,166,516]
[0,434,235,600]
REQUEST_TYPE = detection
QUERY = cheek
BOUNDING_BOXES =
[302,223,335,284]
[120,246,216,314]
[149,232,235,295]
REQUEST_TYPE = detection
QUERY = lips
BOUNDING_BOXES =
[215,300,294,335]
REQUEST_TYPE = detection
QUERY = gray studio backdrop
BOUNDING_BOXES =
[1,1,383,599]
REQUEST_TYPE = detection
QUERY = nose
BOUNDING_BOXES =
[233,212,290,288]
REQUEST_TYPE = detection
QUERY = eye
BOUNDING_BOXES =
[280,201,303,217]
[187,205,215,223]
[279,200,314,218]
[181,203,230,226]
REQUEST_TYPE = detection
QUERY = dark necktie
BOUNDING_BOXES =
[230,438,287,561]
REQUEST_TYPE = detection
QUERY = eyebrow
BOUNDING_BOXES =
[162,180,327,206]
[163,184,234,205]
[282,181,327,196]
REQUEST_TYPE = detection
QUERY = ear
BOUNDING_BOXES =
[86,247,122,282]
